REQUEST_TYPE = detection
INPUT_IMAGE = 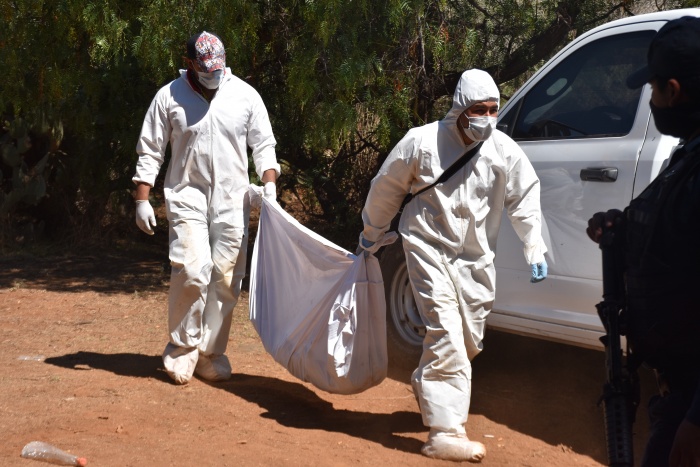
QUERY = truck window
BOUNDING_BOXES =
[507,30,655,140]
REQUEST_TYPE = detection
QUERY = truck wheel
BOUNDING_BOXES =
[379,239,424,370]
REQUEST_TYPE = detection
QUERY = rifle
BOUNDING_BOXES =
[595,219,639,467]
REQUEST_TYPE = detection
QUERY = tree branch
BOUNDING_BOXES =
[579,3,627,30]
[485,2,580,83]
[463,0,490,19]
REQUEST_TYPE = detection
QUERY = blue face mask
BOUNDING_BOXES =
[197,69,224,89]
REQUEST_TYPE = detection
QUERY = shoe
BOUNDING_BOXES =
[195,353,232,382]
[162,343,198,385]
[421,430,486,462]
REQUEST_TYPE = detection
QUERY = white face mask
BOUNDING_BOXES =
[197,69,224,89]
[461,116,497,142]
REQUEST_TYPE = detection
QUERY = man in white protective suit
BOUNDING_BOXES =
[357,69,548,462]
[133,31,280,385]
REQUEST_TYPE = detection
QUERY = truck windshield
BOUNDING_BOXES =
[509,30,656,140]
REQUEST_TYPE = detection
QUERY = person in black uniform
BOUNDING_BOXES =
[586,15,700,467]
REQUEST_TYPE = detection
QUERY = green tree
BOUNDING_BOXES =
[1,0,693,249]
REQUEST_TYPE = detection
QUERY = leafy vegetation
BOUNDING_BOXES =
[1,0,697,250]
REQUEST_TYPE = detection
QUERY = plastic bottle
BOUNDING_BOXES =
[20,441,87,466]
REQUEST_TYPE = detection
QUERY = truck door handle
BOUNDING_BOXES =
[580,167,618,182]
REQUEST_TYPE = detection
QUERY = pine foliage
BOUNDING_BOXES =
[0,0,694,248]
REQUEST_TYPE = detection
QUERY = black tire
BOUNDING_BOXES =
[378,238,424,370]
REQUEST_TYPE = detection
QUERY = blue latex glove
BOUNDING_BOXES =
[355,236,375,257]
[530,261,548,283]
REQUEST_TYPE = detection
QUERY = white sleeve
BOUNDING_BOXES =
[133,91,171,186]
[248,92,280,179]
[502,138,548,265]
[361,136,416,242]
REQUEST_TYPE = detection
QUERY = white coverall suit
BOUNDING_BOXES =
[134,69,280,364]
[361,70,547,436]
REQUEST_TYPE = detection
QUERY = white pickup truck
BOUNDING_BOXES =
[379,7,700,365]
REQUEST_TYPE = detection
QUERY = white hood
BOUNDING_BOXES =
[444,69,500,123]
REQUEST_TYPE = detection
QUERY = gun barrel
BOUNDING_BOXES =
[603,389,635,466]
[597,221,636,467]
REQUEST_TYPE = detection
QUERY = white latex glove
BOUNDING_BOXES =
[135,200,156,235]
[263,181,276,201]
[247,184,263,209]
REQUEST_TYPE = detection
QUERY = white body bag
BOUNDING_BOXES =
[249,199,394,394]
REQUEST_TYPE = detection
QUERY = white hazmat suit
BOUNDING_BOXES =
[361,69,547,460]
[134,67,280,383]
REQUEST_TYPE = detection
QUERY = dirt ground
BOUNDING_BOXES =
[0,248,660,467]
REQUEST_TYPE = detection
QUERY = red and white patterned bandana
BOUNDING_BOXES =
[194,32,225,72]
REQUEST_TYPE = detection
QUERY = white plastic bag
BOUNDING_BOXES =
[249,198,393,394]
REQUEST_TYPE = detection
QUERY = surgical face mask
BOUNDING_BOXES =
[461,116,497,142]
[650,100,700,139]
[197,69,224,90]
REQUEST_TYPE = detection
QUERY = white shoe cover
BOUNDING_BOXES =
[421,430,486,462]
[195,353,232,382]
[162,343,198,385]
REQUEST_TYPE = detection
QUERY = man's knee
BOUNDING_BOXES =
[171,260,213,290]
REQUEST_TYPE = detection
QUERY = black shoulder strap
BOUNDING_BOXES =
[401,141,483,208]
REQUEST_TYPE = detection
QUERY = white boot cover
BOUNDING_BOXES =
[162,343,199,385]
[421,429,486,463]
[195,353,232,381]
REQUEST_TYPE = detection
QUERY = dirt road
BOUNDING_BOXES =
[0,251,657,466]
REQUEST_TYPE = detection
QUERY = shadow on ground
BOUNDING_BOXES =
[44,351,170,383]
[212,373,426,455]
[387,329,657,465]
[0,239,262,294]
[44,351,425,455]
[0,248,170,294]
